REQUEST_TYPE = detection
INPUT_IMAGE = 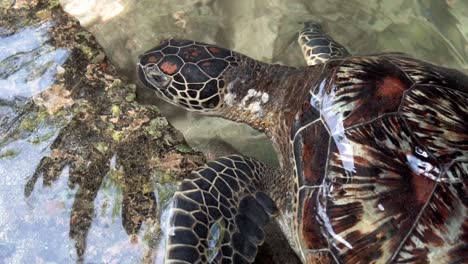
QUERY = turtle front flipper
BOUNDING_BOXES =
[165,155,279,264]
[298,22,350,66]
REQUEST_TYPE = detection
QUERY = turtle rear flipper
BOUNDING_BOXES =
[166,155,279,264]
[298,22,350,66]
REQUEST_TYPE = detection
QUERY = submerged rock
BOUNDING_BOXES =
[0,1,204,263]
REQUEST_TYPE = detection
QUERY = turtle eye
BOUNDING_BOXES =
[145,65,171,88]
[150,72,169,84]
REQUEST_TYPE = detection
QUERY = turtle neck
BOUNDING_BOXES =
[219,56,324,136]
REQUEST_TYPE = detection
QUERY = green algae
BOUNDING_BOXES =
[175,144,193,153]
[0,149,20,159]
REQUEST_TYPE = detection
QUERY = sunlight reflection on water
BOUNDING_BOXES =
[1,0,467,262]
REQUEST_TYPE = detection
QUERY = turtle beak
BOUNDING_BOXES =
[137,54,143,68]
[137,63,150,87]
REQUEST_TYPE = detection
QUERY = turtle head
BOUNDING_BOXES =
[138,39,241,113]
[138,39,316,132]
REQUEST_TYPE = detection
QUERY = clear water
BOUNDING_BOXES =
[1,0,467,262]
[0,23,74,262]
[0,23,154,263]
[60,0,467,167]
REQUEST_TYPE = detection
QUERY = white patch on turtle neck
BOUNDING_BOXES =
[238,89,270,117]
[224,92,236,106]
[247,101,262,114]
[224,79,239,106]
[241,89,258,106]
[227,79,237,92]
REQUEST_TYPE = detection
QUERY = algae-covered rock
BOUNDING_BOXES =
[0,1,205,263]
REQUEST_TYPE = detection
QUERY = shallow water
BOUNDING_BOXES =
[60,0,468,166]
[1,0,467,263]
[0,23,74,262]
[0,22,165,263]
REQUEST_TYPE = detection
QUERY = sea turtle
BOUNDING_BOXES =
[138,22,468,263]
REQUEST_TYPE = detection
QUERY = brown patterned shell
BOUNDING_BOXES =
[291,54,467,263]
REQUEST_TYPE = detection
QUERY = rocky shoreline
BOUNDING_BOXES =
[1,1,205,262]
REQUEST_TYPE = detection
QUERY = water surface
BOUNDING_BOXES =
[60,0,468,166]
[1,0,467,262]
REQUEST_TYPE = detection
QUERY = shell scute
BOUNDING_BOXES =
[400,85,467,167]
[318,56,413,130]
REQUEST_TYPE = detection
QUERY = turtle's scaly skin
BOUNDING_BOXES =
[298,23,349,66]
[138,30,467,263]
[165,155,279,263]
